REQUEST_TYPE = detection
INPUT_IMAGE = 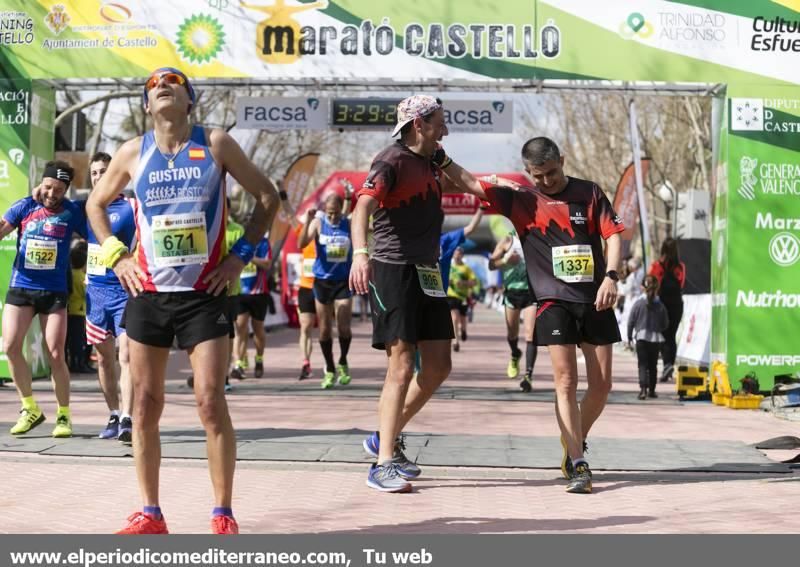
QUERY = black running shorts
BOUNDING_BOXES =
[313,278,352,305]
[369,260,454,350]
[534,300,621,346]
[297,286,316,314]
[5,287,68,314]
[122,291,231,349]
[504,289,536,311]
[446,296,468,315]
[237,294,269,321]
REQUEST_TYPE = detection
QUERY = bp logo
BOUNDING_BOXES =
[769,232,800,267]
[619,12,654,39]
[739,156,757,200]
[176,14,226,64]
[731,98,763,131]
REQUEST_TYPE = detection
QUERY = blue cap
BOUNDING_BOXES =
[142,67,196,111]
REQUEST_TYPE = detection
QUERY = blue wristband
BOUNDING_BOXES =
[230,237,256,264]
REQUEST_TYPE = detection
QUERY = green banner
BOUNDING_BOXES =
[720,85,800,389]
[0,79,54,381]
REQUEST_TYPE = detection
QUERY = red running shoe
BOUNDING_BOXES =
[115,512,169,535]
[211,515,239,534]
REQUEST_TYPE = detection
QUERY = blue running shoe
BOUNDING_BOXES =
[99,414,120,439]
[366,461,412,493]
[362,432,421,479]
[362,431,380,457]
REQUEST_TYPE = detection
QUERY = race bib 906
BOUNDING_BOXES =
[416,263,446,297]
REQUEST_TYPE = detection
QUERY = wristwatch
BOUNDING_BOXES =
[605,270,619,281]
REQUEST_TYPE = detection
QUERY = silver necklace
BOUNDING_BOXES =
[154,128,189,169]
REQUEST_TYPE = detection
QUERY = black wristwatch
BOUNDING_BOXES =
[605,270,619,282]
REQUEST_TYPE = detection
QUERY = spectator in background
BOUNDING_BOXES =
[616,256,644,344]
[66,241,91,374]
[648,238,686,382]
[627,275,669,400]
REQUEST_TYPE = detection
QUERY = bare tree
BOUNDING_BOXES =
[526,92,712,248]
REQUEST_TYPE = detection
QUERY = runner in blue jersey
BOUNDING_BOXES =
[231,237,271,379]
[87,67,279,535]
[439,205,483,292]
[298,193,353,389]
[0,161,87,438]
[85,152,136,442]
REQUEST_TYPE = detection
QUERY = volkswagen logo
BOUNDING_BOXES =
[769,232,800,267]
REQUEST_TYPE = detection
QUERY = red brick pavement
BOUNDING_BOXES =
[1,307,798,534]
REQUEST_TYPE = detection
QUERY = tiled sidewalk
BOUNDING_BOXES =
[1,308,797,533]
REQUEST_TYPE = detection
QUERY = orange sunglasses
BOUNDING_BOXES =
[145,72,186,92]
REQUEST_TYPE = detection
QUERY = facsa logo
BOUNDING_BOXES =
[731,98,763,131]
[243,104,310,123]
[769,232,800,267]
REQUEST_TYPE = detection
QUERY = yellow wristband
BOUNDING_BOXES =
[100,236,129,268]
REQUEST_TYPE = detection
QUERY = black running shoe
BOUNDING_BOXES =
[230,367,245,380]
[461,329,467,342]
[566,462,593,494]
[561,439,588,480]
[254,360,264,378]
[519,377,532,393]
[298,362,312,381]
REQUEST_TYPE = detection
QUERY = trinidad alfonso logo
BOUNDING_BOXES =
[620,12,654,39]
[176,14,226,64]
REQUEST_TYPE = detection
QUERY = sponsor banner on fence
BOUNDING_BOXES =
[720,84,800,388]
[236,97,328,130]
[0,80,53,380]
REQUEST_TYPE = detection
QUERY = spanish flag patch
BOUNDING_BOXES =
[188,148,206,160]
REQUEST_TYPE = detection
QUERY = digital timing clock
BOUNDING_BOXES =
[330,98,401,129]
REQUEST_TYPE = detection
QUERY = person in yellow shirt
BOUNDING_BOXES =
[447,246,477,352]
[66,241,91,373]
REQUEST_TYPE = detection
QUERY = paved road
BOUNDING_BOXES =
[1,306,798,533]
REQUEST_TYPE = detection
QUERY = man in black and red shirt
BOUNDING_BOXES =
[349,95,500,493]
[481,137,624,494]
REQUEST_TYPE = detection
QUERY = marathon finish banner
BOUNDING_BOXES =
[0,1,797,84]
[0,0,799,384]
[0,79,54,381]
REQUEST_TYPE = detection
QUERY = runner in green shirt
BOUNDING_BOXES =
[489,231,537,392]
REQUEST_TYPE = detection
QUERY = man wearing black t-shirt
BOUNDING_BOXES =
[350,95,504,493]
[479,137,624,494]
